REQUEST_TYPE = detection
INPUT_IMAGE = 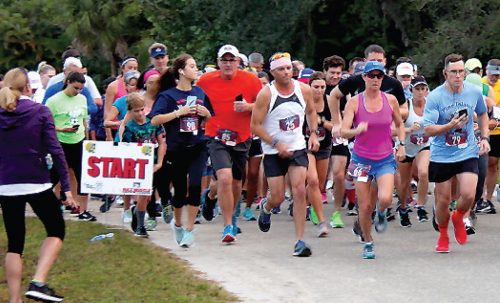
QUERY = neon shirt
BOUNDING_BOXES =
[45,91,88,144]
[197,70,262,143]
[482,77,500,135]
[423,82,486,163]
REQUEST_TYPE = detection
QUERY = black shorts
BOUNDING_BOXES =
[207,138,251,180]
[331,144,350,157]
[308,146,332,161]
[263,149,309,178]
[248,138,263,157]
[489,134,500,157]
[429,157,479,183]
[400,146,430,163]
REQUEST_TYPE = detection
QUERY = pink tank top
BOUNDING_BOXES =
[353,92,393,160]
[115,76,127,101]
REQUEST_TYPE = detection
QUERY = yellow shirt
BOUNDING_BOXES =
[482,77,500,135]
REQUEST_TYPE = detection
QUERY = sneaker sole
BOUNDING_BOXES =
[435,248,450,253]
[293,247,312,257]
[362,254,376,259]
[25,291,64,302]
[222,234,235,243]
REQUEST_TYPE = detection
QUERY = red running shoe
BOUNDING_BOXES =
[69,206,80,217]
[435,236,450,253]
[451,211,467,245]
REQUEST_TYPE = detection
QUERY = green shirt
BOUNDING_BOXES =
[46,91,88,144]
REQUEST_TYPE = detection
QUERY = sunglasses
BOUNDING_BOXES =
[269,52,291,62]
[365,72,384,79]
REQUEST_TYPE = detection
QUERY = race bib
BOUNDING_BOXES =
[445,130,468,148]
[409,134,429,145]
[279,115,300,132]
[347,161,371,182]
[332,136,348,146]
[216,129,238,146]
[180,116,199,133]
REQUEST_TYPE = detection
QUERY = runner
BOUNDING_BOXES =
[339,61,405,259]
[251,52,320,256]
[196,45,262,243]
[423,53,490,253]
[148,43,169,74]
[150,54,212,247]
[0,67,76,303]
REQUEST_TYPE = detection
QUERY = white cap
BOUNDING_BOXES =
[238,53,249,66]
[396,62,414,76]
[218,44,239,58]
[27,71,41,89]
[63,57,83,70]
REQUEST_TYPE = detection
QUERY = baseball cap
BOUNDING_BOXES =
[218,44,239,58]
[124,70,140,83]
[150,46,167,58]
[27,71,41,89]
[238,53,249,67]
[410,75,427,88]
[297,68,314,83]
[486,62,500,75]
[249,52,264,64]
[465,73,483,88]
[396,62,414,76]
[364,61,385,74]
[63,57,83,70]
[464,58,482,72]
[354,62,366,76]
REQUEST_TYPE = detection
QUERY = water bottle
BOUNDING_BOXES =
[45,154,53,170]
[90,233,114,243]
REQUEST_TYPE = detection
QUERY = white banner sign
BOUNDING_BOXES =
[80,140,154,196]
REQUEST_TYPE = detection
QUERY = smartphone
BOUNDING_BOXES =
[235,94,243,101]
[186,95,197,106]
[72,124,80,129]
[458,108,468,118]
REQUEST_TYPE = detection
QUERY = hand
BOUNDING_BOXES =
[479,140,491,156]
[62,191,78,208]
[153,163,162,172]
[60,127,78,133]
[332,124,341,137]
[275,142,293,158]
[396,145,406,161]
[196,105,211,118]
[234,100,249,112]
[356,122,368,135]
[308,132,320,152]
[410,122,420,132]
[177,105,196,117]
[450,114,468,130]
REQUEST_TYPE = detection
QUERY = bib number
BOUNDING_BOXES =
[347,161,371,182]
[445,131,468,148]
[216,129,238,146]
[279,115,300,132]
[409,134,429,145]
[180,116,199,133]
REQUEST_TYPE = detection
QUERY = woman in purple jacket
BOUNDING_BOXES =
[0,68,76,303]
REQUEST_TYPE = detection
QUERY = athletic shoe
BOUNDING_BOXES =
[293,240,312,257]
[486,200,496,214]
[161,205,173,224]
[25,282,64,302]
[416,206,429,222]
[194,210,202,224]
[180,230,195,247]
[309,206,319,225]
[130,205,137,232]
[122,208,133,224]
[78,211,96,222]
[326,179,334,190]
[362,242,375,259]
[170,220,184,245]
[374,208,388,233]
[347,203,358,216]
[69,206,80,217]
[321,192,328,204]
[410,182,418,194]
[398,207,412,228]
[431,205,439,232]
[317,221,328,238]
[451,211,467,245]
[464,217,475,235]
[305,206,311,221]
[222,224,235,243]
[352,218,365,243]
[386,207,395,222]
[469,210,477,226]
[271,206,281,214]
[99,196,114,213]
[115,195,124,206]
[329,211,345,228]
[287,202,294,217]
[145,218,157,231]
[435,236,449,253]
[134,226,149,238]
[201,189,217,221]
[475,199,490,214]
[242,207,257,221]
[258,198,272,232]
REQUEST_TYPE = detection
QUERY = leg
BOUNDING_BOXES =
[306,153,326,223]
[356,180,374,242]
[288,166,308,241]
[246,156,262,208]
[331,155,348,212]
[415,150,430,205]
[216,168,235,225]
[484,156,499,201]
[376,174,395,211]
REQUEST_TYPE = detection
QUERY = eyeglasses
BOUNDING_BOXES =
[447,69,465,76]
[365,72,384,79]
[219,58,238,64]
[269,52,291,62]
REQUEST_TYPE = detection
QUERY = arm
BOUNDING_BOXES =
[424,115,466,137]
[478,111,491,155]
[85,76,103,107]
[340,96,367,139]
[118,112,132,142]
[390,95,406,161]
[82,88,97,115]
[104,106,121,128]
[327,86,344,126]
[301,83,319,152]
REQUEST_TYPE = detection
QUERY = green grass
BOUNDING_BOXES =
[0,217,237,302]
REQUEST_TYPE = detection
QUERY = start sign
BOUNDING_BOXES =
[81,140,155,196]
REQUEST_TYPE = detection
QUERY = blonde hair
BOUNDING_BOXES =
[0,68,28,111]
[126,92,145,110]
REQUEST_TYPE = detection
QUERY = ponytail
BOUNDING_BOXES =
[0,87,21,111]
[0,68,27,111]
[159,67,177,92]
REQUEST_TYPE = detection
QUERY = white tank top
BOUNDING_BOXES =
[404,99,430,157]
[262,79,307,154]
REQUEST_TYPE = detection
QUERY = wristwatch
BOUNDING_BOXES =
[271,138,279,147]
[398,141,405,146]
[481,136,490,143]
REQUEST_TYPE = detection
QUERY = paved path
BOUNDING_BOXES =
[86,195,500,303]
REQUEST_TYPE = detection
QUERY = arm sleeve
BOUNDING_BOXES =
[85,76,101,99]
[82,87,97,114]
[41,107,71,192]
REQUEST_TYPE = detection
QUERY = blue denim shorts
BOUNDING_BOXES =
[350,152,397,181]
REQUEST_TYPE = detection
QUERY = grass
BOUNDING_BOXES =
[0,217,237,303]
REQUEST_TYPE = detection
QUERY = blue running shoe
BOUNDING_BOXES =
[170,220,184,245]
[271,206,281,214]
[179,230,195,248]
[243,207,257,221]
[293,240,312,257]
[258,198,272,232]
[222,224,235,243]
[362,242,375,259]
[374,207,388,233]
[231,213,241,236]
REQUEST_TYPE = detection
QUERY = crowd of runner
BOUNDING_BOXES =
[0,42,499,302]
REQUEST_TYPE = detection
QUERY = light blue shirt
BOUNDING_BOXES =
[423,82,486,163]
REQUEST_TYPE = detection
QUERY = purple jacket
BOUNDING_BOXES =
[0,98,70,192]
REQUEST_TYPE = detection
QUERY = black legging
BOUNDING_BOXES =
[160,143,208,209]
[0,189,65,255]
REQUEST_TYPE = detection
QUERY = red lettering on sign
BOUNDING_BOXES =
[86,157,149,179]
[123,158,136,178]
[136,159,149,179]
[88,156,100,177]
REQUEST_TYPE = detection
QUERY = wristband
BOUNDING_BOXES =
[481,136,490,143]
[398,141,405,146]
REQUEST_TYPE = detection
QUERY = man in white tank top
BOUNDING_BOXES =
[251,52,319,257]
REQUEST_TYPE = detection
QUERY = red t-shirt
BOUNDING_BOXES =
[197,70,262,142]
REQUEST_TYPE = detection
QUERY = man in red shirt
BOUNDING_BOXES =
[197,44,262,243]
